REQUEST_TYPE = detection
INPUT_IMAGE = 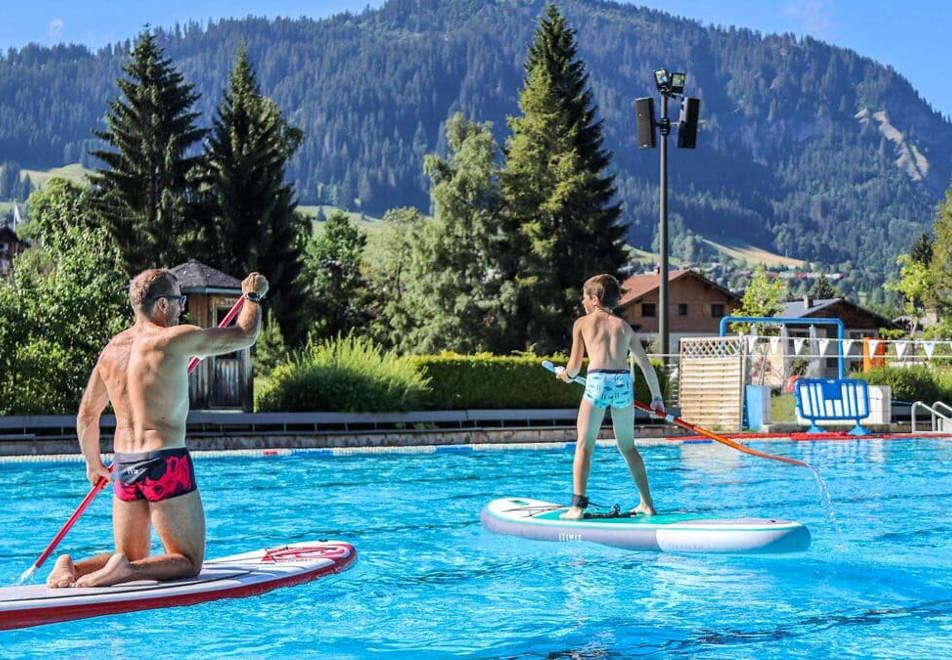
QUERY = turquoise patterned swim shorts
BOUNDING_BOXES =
[583,370,633,409]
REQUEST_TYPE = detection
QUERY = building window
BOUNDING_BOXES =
[711,303,725,318]
[678,303,688,316]
[642,303,656,317]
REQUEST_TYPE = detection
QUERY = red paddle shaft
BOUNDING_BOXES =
[22,296,248,580]
[541,360,808,468]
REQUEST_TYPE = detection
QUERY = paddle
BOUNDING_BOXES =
[541,360,807,468]
[18,296,248,584]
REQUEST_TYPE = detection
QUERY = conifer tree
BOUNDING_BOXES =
[204,45,309,344]
[394,113,504,353]
[89,31,205,273]
[499,3,626,353]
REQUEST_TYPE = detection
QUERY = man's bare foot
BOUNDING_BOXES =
[73,553,133,588]
[629,503,656,516]
[560,506,585,520]
[46,554,78,588]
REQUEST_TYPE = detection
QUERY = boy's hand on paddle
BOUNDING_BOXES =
[85,460,111,487]
[555,366,570,382]
[651,396,665,416]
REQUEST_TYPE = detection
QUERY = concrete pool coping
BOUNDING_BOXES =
[1,428,950,463]
[0,410,946,459]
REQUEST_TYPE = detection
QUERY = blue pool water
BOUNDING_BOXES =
[2,438,952,657]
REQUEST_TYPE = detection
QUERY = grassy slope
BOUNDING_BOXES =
[20,163,91,188]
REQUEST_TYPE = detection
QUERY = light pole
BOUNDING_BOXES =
[635,70,699,366]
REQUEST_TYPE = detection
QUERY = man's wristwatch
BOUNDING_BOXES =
[243,292,263,303]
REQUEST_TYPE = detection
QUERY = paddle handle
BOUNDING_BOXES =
[26,471,111,577]
[26,296,248,577]
[186,296,246,372]
[541,360,808,468]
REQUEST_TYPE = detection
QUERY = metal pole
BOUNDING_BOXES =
[658,95,670,366]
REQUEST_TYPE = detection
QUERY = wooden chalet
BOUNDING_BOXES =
[617,268,742,344]
[170,259,253,411]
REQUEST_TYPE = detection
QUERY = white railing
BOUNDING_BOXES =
[910,401,952,433]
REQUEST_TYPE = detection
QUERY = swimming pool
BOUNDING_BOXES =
[2,437,951,657]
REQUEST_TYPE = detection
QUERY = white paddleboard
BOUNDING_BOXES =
[482,497,810,553]
[1,540,356,630]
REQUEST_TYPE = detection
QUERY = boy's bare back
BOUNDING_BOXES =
[572,310,636,371]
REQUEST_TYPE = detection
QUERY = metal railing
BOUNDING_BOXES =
[910,401,952,433]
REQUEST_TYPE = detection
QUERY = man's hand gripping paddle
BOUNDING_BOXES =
[541,360,807,468]
[17,297,247,584]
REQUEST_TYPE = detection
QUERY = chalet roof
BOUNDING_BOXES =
[618,268,739,307]
[780,297,891,328]
[169,259,241,293]
[780,297,841,317]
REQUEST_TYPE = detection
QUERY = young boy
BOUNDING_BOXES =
[555,274,665,520]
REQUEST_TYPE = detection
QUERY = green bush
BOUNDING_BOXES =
[255,335,430,412]
[406,353,667,410]
[254,345,668,412]
[854,366,945,403]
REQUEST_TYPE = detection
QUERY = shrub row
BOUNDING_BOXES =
[853,366,952,403]
[255,337,668,412]
[406,354,667,410]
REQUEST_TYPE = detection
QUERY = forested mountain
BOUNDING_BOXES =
[1,0,950,296]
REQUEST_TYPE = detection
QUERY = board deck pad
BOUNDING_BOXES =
[1,540,356,631]
[481,497,810,554]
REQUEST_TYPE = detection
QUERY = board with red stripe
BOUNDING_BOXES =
[1,540,356,630]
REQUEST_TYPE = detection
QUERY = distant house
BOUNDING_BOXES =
[0,225,26,276]
[752,296,893,381]
[779,296,890,339]
[617,269,742,345]
[169,259,253,411]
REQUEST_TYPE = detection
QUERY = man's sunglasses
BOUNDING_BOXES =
[155,295,187,307]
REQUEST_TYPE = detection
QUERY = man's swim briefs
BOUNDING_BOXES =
[113,447,197,502]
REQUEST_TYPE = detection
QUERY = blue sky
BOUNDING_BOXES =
[1,1,948,118]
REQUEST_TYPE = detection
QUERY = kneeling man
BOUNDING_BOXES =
[47,268,268,587]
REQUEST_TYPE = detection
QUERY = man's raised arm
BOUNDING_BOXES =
[168,273,270,359]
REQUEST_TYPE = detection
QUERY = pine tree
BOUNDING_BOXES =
[89,31,205,273]
[393,113,504,353]
[499,3,626,353]
[204,45,309,344]
[809,274,838,299]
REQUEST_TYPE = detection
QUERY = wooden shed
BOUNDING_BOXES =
[169,259,253,411]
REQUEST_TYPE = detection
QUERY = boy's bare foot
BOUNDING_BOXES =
[46,554,78,588]
[560,506,585,520]
[629,503,656,516]
[74,553,133,588]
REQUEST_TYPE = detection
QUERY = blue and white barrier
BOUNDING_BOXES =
[794,378,871,435]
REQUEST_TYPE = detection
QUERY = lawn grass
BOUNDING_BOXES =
[771,393,796,422]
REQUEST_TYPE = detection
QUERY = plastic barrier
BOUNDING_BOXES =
[794,378,871,435]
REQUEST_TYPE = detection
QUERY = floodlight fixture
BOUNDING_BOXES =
[654,68,686,96]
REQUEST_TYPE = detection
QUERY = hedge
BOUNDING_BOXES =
[256,335,430,412]
[853,366,947,403]
[256,342,668,412]
[406,353,667,410]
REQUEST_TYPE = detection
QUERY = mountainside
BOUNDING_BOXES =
[1,0,951,294]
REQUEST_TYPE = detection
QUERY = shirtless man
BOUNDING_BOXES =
[555,274,665,520]
[46,268,268,588]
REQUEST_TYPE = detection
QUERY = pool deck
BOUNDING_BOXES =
[0,411,948,461]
